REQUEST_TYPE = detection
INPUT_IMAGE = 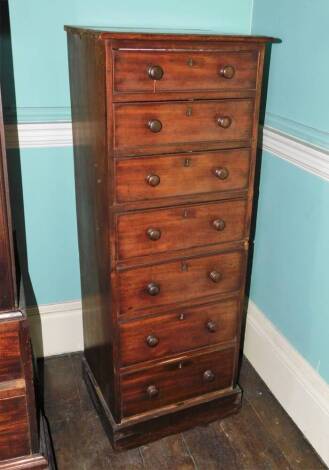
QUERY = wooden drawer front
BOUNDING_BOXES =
[119,298,239,367]
[0,395,30,460]
[118,250,244,315]
[117,199,247,260]
[0,320,22,382]
[121,347,235,416]
[114,99,254,152]
[116,149,250,203]
[113,49,258,94]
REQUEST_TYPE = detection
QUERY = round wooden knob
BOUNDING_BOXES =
[203,370,215,382]
[146,335,159,347]
[213,219,226,231]
[146,384,159,398]
[146,174,160,187]
[214,167,229,180]
[206,320,217,333]
[148,119,162,133]
[220,65,235,79]
[217,116,232,129]
[146,282,160,296]
[146,228,161,241]
[147,65,164,80]
[208,270,221,283]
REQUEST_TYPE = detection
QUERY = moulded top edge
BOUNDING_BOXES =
[64,25,278,43]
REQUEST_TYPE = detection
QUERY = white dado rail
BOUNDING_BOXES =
[5,121,329,182]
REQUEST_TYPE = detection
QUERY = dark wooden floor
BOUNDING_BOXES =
[40,353,325,470]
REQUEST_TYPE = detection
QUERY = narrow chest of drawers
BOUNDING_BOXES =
[66,26,274,450]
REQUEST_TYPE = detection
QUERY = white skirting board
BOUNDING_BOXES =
[27,300,83,357]
[244,301,329,467]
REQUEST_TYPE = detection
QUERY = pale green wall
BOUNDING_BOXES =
[251,0,329,382]
[6,1,253,304]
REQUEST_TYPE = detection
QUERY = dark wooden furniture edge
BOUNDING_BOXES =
[82,355,242,450]
[64,26,277,43]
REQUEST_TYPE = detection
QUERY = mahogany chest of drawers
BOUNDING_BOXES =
[66,26,274,450]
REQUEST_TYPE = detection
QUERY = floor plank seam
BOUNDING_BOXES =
[181,432,199,470]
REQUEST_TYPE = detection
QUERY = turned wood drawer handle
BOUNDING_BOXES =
[148,119,162,133]
[146,174,160,187]
[217,116,232,129]
[214,167,229,180]
[146,335,159,347]
[146,227,161,241]
[208,270,222,283]
[147,64,164,80]
[203,369,215,382]
[146,384,159,398]
[206,320,217,333]
[146,282,160,296]
[213,218,226,231]
[219,65,235,79]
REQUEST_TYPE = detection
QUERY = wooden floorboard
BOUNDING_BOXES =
[42,353,324,470]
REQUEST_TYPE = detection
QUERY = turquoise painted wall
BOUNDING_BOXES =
[252,0,329,149]
[19,147,81,304]
[250,153,329,382]
[251,0,329,382]
[6,1,253,304]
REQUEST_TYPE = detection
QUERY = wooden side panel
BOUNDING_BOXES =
[67,34,117,416]
[0,394,30,460]
[0,319,22,381]
[0,90,16,312]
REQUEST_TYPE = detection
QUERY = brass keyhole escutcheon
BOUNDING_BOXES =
[181,262,189,272]
[184,158,191,167]
[183,209,189,218]
[186,107,193,117]
[187,58,195,67]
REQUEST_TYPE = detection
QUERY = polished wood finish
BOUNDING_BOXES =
[0,92,16,313]
[121,346,235,416]
[119,298,239,366]
[118,250,245,315]
[0,320,22,381]
[66,26,274,449]
[115,148,251,203]
[113,49,258,93]
[114,99,254,153]
[117,199,247,259]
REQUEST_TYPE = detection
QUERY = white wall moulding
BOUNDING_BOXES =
[5,121,329,183]
[245,301,329,467]
[27,300,83,357]
[5,122,73,149]
[262,126,329,182]
[265,112,329,150]
[4,106,72,124]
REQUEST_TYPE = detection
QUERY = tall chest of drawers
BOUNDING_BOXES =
[66,27,274,449]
